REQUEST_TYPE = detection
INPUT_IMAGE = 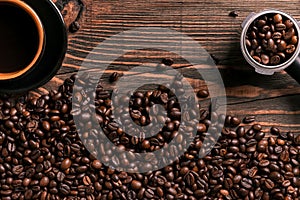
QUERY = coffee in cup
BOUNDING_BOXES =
[0,0,44,80]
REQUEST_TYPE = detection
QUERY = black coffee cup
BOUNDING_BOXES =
[0,0,67,93]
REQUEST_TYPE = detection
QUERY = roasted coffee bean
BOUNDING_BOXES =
[109,72,122,82]
[224,178,233,189]
[59,184,70,195]
[243,115,256,124]
[40,177,50,187]
[252,55,261,63]
[274,14,282,23]
[145,188,154,198]
[270,55,281,65]
[261,54,269,65]
[262,25,270,33]
[230,116,241,127]
[251,39,259,49]
[285,19,294,29]
[278,40,287,51]
[162,58,174,66]
[197,89,209,98]
[91,160,102,169]
[284,28,295,40]
[12,165,24,175]
[24,189,33,200]
[291,35,298,44]
[286,44,296,54]
[131,180,142,190]
[83,175,92,186]
[57,171,65,182]
[272,32,282,39]
[69,21,80,33]
[275,23,286,31]
[270,171,281,182]
[280,150,290,162]
[257,19,266,27]
[229,10,238,17]
[265,179,275,189]
[241,178,253,189]
[61,158,72,170]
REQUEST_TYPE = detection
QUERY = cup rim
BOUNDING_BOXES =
[0,0,44,80]
[241,9,300,73]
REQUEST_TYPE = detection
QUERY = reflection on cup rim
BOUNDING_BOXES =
[241,9,300,74]
[0,0,44,80]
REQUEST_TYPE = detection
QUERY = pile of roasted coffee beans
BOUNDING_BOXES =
[246,13,298,65]
[0,73,300,200]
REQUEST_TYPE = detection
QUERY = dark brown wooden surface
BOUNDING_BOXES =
[35,0,300,133]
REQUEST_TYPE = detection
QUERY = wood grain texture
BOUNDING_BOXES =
[35,0,300,132]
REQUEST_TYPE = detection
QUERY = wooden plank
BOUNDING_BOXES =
[33,0,300,133]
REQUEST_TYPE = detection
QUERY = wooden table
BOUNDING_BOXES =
[37,0,300,133]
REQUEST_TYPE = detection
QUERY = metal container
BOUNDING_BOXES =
[241,9,300,82]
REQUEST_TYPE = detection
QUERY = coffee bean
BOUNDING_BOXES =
[286,44,296,54]
[241,178,252,189]
[259,160,270,167]
[261,54,269,65]
[8,142,16,152]
[76,166,88,173]
[12,165,23,175]
[280,150,289,162]
[162,58,174,66]
[249,167,258,178]
[61,158,72,170]
[83,175,92,186]
[42,121,50,131]
[284,19,294,29]
[239,188,249,197]
[229,11,238,17]
[270,55,281,65]
[69,21,80,33]
[243,115,256,124]
[257,19,266,27]
[224,178,233,189]
[278,40,287,51]
[40,176,49,187]
[275,23,286,31]
[272,32,282,39]
[185,171,195,186]
[251,39,259,49]
[24,189,33,200]
[230,116,241,127]
[284,28,295,40]
[197,89,209,98]
[270,171,281,182]
[57,171,65,182]
[145,188,154,198]
[274,14,282,23]
[262,25,271,33]
[291,35,298,44]
[265,179,275,189]
[59,184,70,195]
[252,55,261,63]
[131,180,142,190]
[109,72,122,82]
[91,160,102,169]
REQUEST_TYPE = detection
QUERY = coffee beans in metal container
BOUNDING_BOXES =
[246,13,298,66]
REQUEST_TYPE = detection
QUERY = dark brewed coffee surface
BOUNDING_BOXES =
[0,3,39,73]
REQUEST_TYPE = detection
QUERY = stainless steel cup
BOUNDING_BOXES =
[241,9,300,83]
